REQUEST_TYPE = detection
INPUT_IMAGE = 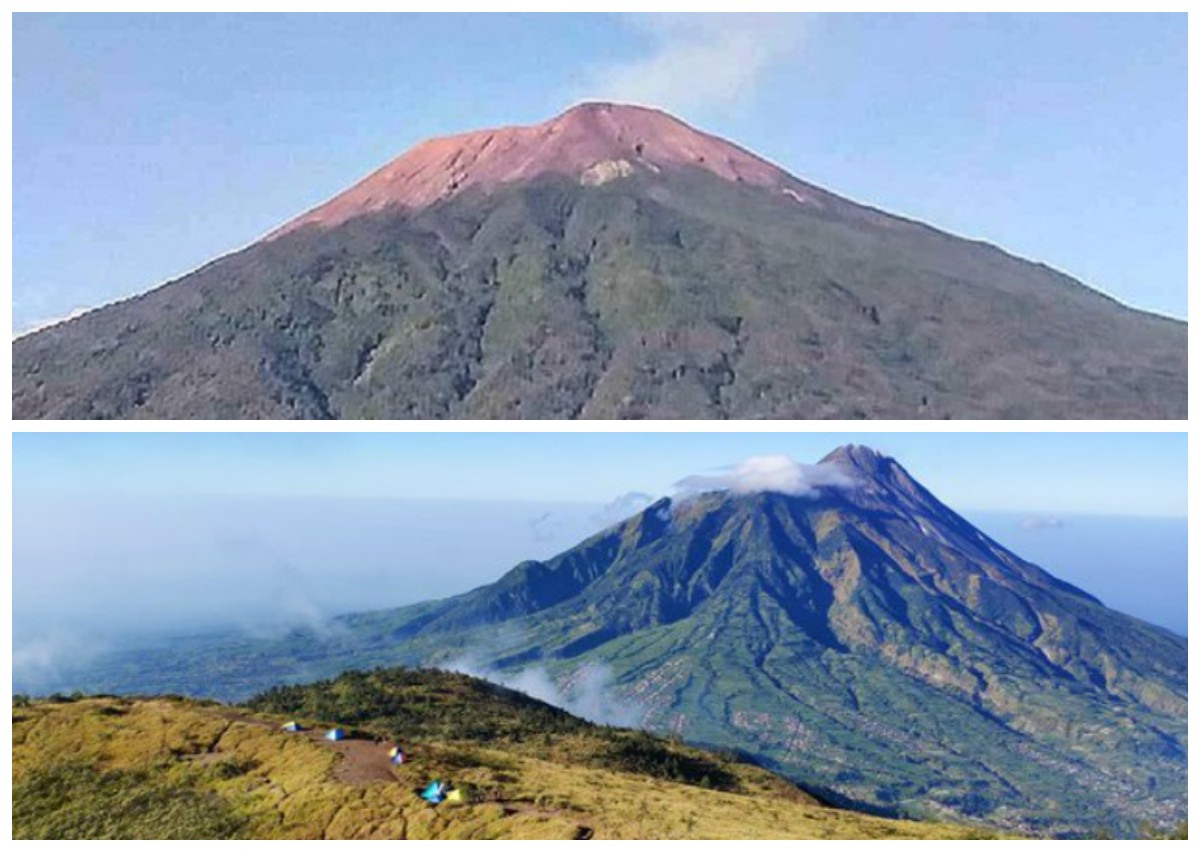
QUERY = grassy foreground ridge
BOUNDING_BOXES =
[13,667,995,840]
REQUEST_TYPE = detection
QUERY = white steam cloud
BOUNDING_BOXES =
[13,629,106,693]
[222,545,345,641]
[675,454,854,499]
[579,13,807,114]
[446,657,645,729]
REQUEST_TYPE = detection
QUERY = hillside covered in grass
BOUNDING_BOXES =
[13,667,995,840]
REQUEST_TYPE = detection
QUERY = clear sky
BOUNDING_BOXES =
[13,431,1186,518]
[13,12,1187,334]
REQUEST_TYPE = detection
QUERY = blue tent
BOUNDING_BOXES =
[325,727,346,741]
[281,721,303,732]
[420,780,447,804]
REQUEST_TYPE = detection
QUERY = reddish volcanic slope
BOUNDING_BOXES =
[268,102,827,239]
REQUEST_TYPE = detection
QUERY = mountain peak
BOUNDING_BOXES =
[819,445,952,520]
[822,443,888,464]
[267,102,810,238]
[821,444,895,477]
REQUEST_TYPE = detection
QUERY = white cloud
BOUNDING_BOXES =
[675,454,854,499]
[528,510,561,542]
[592,491,656,528]
[14,629,106,692]
[446,656,645,728]
[1020,516,1067,531]
[579,13,807,114]
[221,546,346,641]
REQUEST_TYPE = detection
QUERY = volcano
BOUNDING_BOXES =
[70,446,1187,835]
[12,103,1185,419]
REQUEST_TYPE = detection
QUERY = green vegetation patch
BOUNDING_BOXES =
[247,666,593,743]
[588,731,742,792]
[13,762,247,840]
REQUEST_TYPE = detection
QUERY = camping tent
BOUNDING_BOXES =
[389,746,407,765]
[281,721,303,732]
[325,728,346,741]
[420,780,448,805]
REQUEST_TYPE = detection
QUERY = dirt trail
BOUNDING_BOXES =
[165,707,598,837]
[206,709,401,785]
[313,735,400,785]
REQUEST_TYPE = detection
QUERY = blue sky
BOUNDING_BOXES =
[13,432,1186,518]
[13,12,1187,334]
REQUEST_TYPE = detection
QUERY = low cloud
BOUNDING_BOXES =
[216,536,344,640]
[577,13,807,115]
[675,454,854,499]
[13,629,106,693]
[530,493,659,544]
[1020,516,1067,531]
[592,491,656,528]
[528,511,562,543]
[446,656,645,728]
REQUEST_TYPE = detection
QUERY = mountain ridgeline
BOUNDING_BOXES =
[12,103,1185,419]
[61,446,1188,836]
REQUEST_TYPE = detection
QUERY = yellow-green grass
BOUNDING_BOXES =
[13,696,996,840]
